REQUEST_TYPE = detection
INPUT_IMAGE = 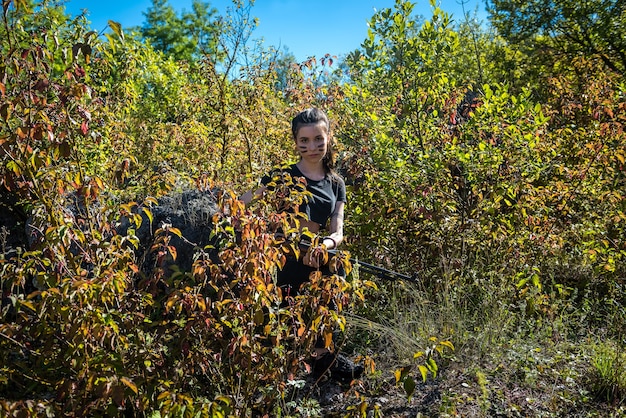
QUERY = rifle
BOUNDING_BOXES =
[299,241,418,284]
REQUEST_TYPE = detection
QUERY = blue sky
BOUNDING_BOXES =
[64,0,488,62]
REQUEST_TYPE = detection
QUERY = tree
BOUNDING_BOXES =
[139,0,219,62]
[487,0,626,75]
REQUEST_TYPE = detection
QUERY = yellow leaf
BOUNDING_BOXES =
[19,300,36,312]
[165,297,177,313]
[394,368,402,383]
[439,340,455,351]
[418,365,428,382]
[394,365,411,383]
[108,20,124,40]
[360,401,367,414]
[157,391,170,401]
[26,291,41,300]
[215,396,231,405]
[142,207,153,227]
[120,377,138,395]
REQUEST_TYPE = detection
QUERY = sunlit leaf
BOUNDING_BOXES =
[108,20,124,40]
[142,207,153,228]
[120,377,138,395]
[394,365,411,383]
[418,365,428,382]
[169,227,182,238]
[439,340,455,351]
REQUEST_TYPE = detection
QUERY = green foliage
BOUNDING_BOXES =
[488,0,626,75]
[340,0,626,323]
[138,0,220,62]
[68,0,292,196]
[339,5,625,414]
[394,337,454,400]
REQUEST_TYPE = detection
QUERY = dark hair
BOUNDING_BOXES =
[291,108,337,175]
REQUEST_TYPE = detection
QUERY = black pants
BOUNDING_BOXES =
[277,256,333,298]
[277,256,344,349]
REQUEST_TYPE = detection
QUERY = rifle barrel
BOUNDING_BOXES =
[351,258,416,283]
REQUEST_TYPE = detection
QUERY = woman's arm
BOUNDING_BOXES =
[322,201,345,250]
[303,201,345,268]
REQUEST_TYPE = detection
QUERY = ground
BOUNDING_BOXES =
[286,351,625,417]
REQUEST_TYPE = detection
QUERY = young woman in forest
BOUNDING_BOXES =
[240,107,363,381]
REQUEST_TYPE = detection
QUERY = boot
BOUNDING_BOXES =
[312,352,364,382]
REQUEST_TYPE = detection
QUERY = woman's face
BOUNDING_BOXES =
[294,122,329,163]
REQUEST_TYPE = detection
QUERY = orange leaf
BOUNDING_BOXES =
[324,330,332,348]
[120,377,138,395]
[167,245,177,261]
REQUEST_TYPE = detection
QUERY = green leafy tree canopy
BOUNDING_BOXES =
[487,0,626,74]
[138,0,220,61]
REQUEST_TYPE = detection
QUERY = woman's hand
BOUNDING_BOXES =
[302,244,328,268]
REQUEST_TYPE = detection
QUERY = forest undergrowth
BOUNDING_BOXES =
[1,0,625,416]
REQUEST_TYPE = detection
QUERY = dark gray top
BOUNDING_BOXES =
[261,164,346,229]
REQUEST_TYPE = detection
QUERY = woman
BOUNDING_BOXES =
[240,107,345,292]
[241,107,363,380]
